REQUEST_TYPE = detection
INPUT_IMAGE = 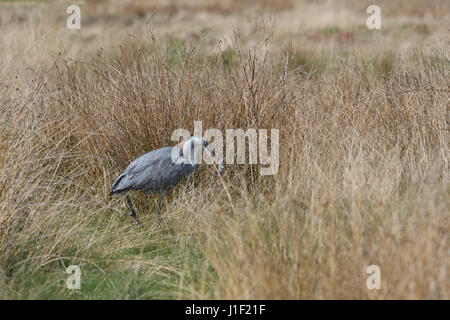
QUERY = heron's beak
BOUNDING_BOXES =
[205,146,224,175]
[218,160,225,175]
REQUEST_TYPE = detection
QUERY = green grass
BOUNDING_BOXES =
[1,219,207,299]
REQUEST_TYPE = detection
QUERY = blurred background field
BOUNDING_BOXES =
[0,0,448,299]
[1,0,449,65]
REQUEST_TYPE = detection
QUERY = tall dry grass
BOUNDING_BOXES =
[0,1,448,299]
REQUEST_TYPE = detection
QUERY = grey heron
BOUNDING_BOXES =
[110,136,224,224]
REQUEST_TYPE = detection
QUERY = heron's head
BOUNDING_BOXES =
[183,136,224,174]
[185,136,208,149]
[183,136,207,165]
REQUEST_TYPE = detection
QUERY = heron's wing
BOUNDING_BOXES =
[136,155,195,193]
[110,147,194,194]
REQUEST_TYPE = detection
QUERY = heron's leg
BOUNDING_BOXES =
[156,191,168,216]
[126,195,142,225]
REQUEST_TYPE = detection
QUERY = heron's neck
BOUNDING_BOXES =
[183,141,202,168]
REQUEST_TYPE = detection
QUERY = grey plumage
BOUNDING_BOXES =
[110,147,195,196]
[110,136,224,224]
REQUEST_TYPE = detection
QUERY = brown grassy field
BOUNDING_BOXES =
[0,0,448,299]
